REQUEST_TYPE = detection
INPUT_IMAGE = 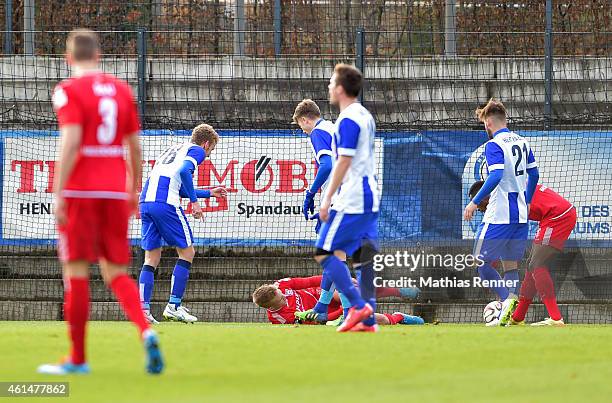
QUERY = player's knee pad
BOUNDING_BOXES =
[352,241,378,265]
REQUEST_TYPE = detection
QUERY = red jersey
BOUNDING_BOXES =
[529,185,574,222]
[52,71,140,198]
[267,276,324,324]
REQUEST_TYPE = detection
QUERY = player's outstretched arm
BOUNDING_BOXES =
[280,276,324,290]
[194,187,227,199]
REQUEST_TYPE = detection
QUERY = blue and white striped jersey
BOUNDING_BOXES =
[309,119,334,165]
[483,128,537,224]
[328,102,380,214]
[140,142,206,206]
[309,119,334,193]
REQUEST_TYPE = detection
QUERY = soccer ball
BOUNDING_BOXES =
[483,300,502,326]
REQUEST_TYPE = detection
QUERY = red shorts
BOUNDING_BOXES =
[534,206,577,251]
[58,198,131,265]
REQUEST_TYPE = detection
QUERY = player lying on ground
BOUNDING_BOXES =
[470,181,576,326]
[463,99,539,326]
[40,29,163,375]
[252,276,424,326]
[313,64,382,332]
[138,124,226,324]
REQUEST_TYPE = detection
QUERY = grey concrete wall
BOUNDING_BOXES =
[1,57,611,128]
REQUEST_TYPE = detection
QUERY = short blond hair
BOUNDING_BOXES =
[292,99,321,124]
[476,98,507,123]
[252,284,277,308]
[66,29,100,62]
[191,123,219,146]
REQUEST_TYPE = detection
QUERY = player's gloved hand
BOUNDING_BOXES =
[303,190,316,220]
[309,213,322,233]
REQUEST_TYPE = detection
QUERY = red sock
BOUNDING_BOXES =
[64,277,90,365]
[376,287,401,298]
[512,271,536,321]
[383,313,404,325]
[533,267,562,321]
[110,274,150,335]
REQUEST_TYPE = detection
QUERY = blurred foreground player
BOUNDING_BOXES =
[39,29,163,375]
[138,124,225,324]
[252,276,424,326]
[470,181,576,326]
[315,64,381,332]
[463,99,539,326]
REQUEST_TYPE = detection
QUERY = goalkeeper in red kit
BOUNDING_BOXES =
[470,181,577,326]
[38,29,163,375]
[252,276,424,326]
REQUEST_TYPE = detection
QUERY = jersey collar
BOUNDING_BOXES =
[492,127,510,137]
[314,118,323,128]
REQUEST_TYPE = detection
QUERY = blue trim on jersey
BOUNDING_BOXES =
[337,118,360,150]
[526,167,539,203]
[508,192,519,223]
[186,146,206,166]
[195,189,211,198]
[484,142,504,167]
[155,177,170,203]
[472,170,503,205]
[179,160,197,202]
[527,148,536,164]
[310,154,332,193]
[310,128,333,158]
[362,176,373,212]
[492,128,510,138]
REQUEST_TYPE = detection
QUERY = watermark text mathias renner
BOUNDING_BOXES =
[372,251,518,289]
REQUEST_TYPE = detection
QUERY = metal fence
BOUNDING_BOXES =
[2,1,612,57]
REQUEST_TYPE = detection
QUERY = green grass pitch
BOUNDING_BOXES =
[2,322,612,403]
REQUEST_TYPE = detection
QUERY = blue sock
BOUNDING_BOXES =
[138,264,155,310]
[321,256,364,309]
[169,259,191,308]
[339,292,351,318]
[478,263,509,300]
[503,269,520,296]
[313,271,335,314]
[359,263,377,326]
[340,262,353,317]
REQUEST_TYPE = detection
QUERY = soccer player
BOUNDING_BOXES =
[463,99,539,326]
[469,181,576,326]
[292,99,353,322]
[314,64,381,332]
[252,276,424,326]
[39,29,163,375]
[138,124,226,324]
